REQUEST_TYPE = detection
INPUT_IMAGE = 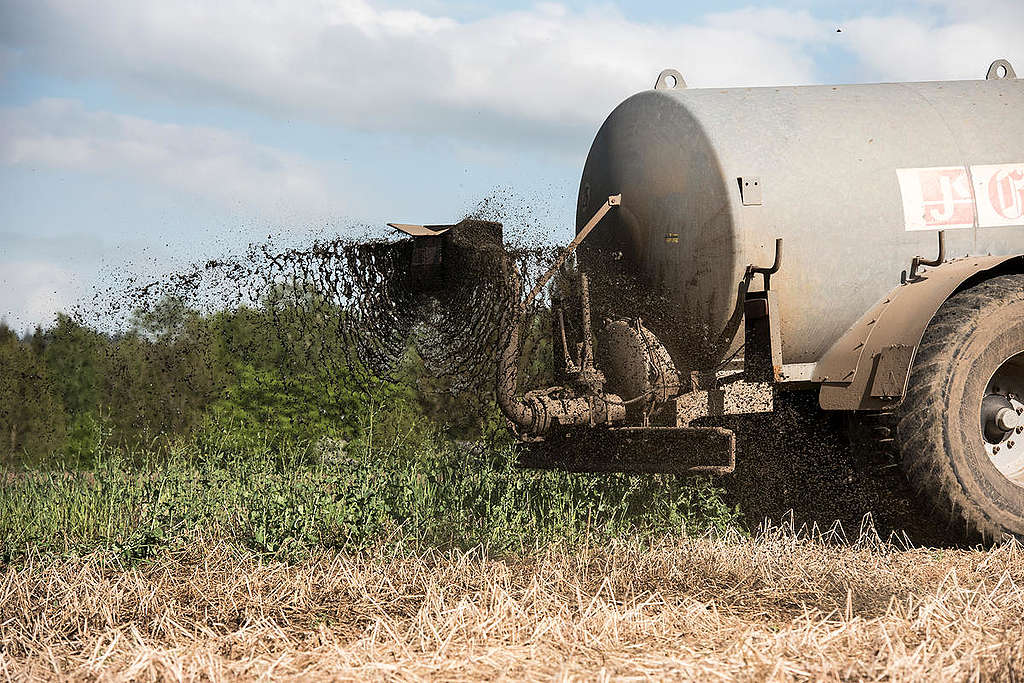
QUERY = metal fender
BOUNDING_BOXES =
[816,254,1024,411]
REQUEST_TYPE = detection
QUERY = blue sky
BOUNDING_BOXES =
[1,0,1022,329]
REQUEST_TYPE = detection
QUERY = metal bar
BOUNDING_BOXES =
[745,238,783,291]
[518,425,735,475]
[522,194,621,308]
[557,307,577,372]
[909,230,945,280]
[580,272,594,369]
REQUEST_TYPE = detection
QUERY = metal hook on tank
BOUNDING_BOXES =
[745,238,783,291]
[908,230,945,281]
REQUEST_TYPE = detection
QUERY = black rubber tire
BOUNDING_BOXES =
[897,273,1024,543]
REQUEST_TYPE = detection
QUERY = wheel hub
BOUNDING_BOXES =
[982,350,1024,488]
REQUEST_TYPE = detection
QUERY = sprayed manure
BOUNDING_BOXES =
[60,201,955,546]
[77,216,564,425]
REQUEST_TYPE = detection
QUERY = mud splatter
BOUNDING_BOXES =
[61,196,953,546]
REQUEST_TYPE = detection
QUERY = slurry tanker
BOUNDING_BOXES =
[391,59,1024,542]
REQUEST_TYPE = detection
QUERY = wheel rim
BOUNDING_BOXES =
[982,350,1024,487]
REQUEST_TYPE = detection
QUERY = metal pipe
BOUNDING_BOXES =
[493,195,632,437]
[556,307,577,372]
[494,251,625,437]
[495,265,537,432]
[745,238,783,290]
[580,272,594,369]
[910,230,946,280]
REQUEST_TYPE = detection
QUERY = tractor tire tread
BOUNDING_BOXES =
[897,274,1024,543]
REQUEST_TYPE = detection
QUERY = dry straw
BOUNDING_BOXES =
[2,523,1022,681]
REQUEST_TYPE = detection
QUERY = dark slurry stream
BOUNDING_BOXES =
[77,204,952,547]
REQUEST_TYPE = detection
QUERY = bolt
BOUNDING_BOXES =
[993,446,1000,454]
[996,408,1021,431]
[1010,441,1017,449]
[1017,426,1023,434]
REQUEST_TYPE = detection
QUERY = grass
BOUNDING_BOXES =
[0,420,739,563]
[2,527,1021,680]
[5,422,1022,680]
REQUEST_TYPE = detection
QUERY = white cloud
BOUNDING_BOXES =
[1,1,1021,148]
[0,0,829,147]
[840,1,1024,82]
[0,45,17,81]
[0,260,80,331]
[0,98,340,221]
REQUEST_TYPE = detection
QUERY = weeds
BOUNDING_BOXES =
[0,419,739,563]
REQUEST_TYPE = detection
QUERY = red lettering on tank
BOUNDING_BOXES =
[987,168,1024,220]
[918,168,975,227]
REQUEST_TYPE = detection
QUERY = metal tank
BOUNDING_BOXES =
[576,65,1024,373]
[390,60,1024,543]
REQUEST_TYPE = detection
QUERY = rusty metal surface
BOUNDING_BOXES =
[577,69,1024,376]
[818,255,1023,410]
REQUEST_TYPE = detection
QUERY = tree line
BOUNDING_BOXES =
[1,292,553,465]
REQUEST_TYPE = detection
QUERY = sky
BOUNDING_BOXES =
[1,0,1022,330]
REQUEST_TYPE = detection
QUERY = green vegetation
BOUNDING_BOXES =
[1,291,740,563]
[2,305,429,463]
[0,416,739,563]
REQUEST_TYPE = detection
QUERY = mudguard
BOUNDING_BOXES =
[816,255,1024,411]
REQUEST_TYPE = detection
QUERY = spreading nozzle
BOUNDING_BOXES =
[387,218,504,293]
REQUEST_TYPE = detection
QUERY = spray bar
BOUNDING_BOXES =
[521,194,621,309]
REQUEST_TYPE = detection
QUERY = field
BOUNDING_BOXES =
[4,530,1023,680]
[3,426,1024,681]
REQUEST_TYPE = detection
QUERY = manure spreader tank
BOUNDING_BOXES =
[390,59,1024,542]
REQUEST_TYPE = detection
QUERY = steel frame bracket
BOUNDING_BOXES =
[744,290,783,383]
[739,176,762,206]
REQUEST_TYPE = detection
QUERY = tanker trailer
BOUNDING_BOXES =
[390,59,1024,542]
